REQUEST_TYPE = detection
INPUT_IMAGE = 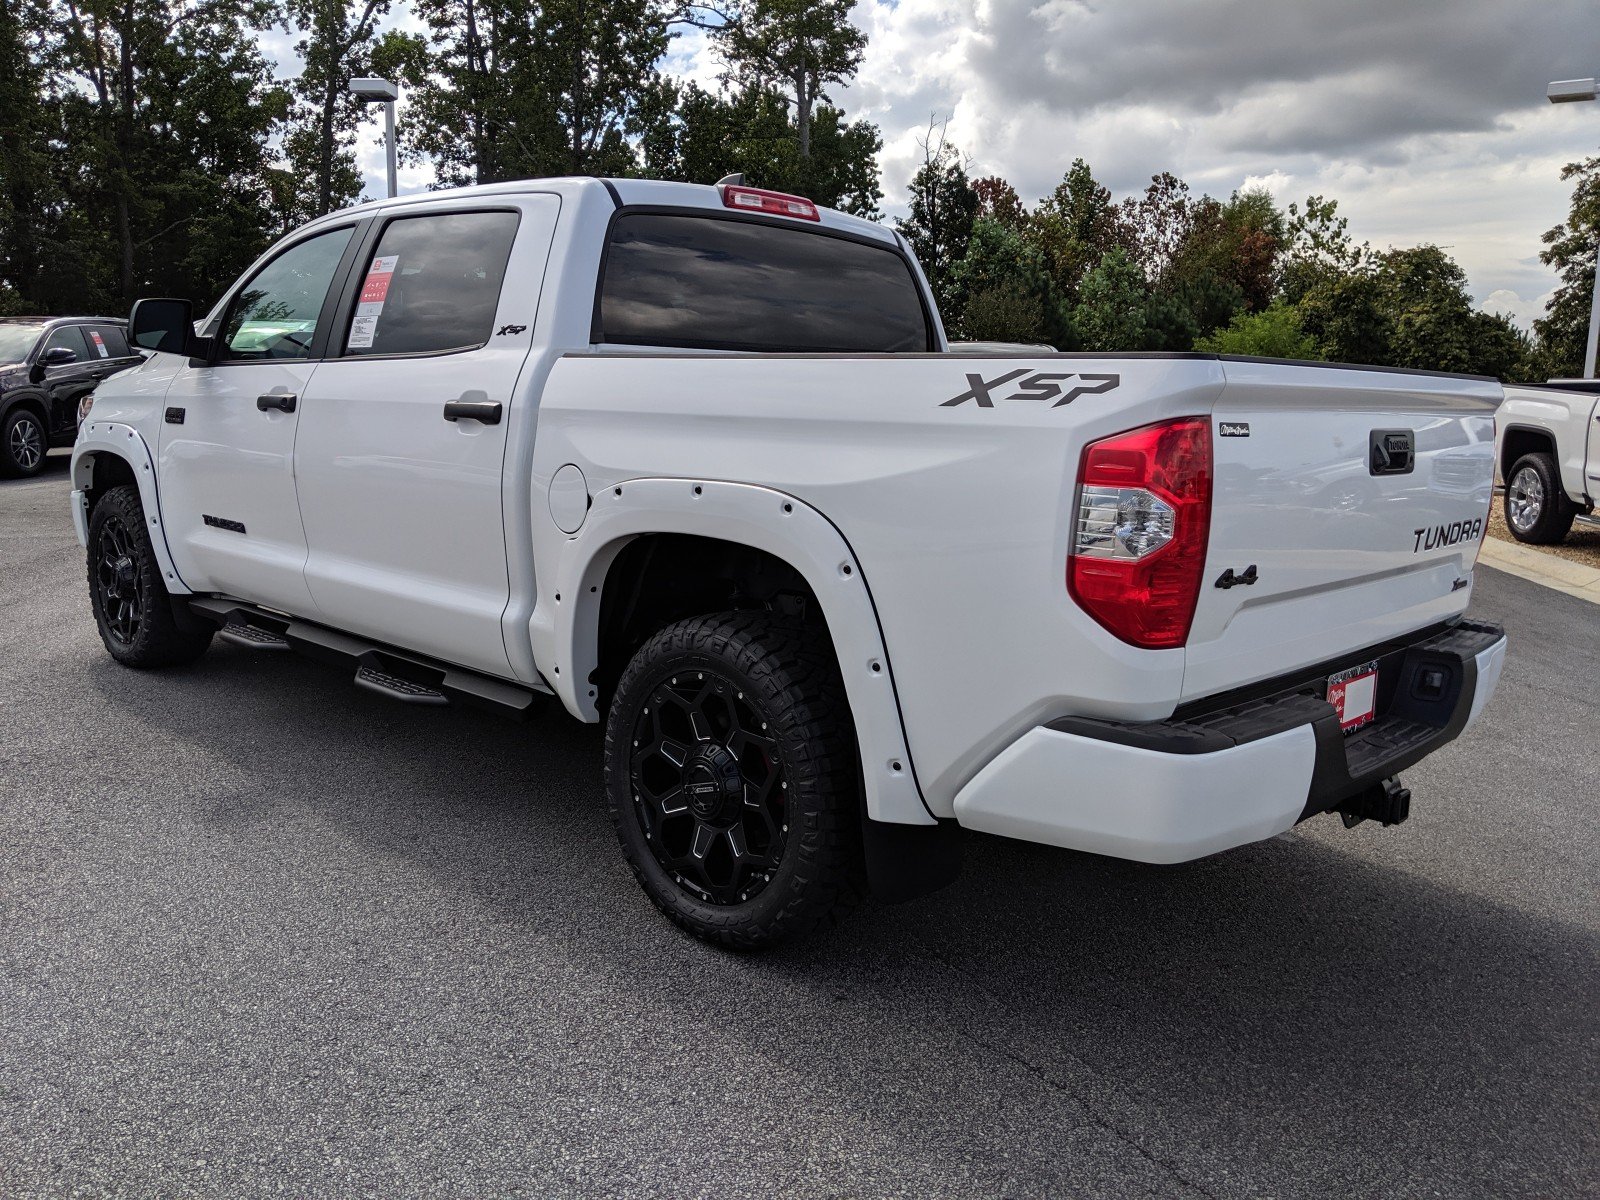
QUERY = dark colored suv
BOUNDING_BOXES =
[0,316,144,477]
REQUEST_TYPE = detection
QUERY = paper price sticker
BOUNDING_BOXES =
[347,254,399,349]
[89,330,109,358]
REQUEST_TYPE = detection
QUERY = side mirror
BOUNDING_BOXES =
[28,344,77,382]
[129,297,199,355]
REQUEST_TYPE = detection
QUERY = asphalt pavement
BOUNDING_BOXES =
[3,452,1596,1198]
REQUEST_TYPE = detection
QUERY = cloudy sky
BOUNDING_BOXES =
[344,0,1600,327]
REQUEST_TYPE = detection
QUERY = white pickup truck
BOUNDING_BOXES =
[72,177,1508,947]
[1495,379,1600,543]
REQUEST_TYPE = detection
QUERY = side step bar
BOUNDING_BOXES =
[189,597,551,718]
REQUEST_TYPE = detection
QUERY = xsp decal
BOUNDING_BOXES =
[941,370,1121,409]
[1412,518,1484,553]
[496,324,527,337]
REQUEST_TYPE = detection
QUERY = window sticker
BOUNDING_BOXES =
[89,330,109,358]
[347,254,399,349]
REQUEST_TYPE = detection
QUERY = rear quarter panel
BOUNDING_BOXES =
[533,353,1224,816]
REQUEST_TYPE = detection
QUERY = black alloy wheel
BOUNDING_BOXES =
[605,613,864,948]
[86,484,213,668]
[630,670,789,906]
[94,512,144,646]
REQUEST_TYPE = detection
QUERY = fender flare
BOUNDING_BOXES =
[70,421,191,594]
[529,477,936,826]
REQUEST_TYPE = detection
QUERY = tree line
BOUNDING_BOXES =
[0,0,1592,379]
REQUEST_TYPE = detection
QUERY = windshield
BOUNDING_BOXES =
[0,325,41,363]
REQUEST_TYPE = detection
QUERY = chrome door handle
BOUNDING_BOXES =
[257,393,297,413]
[443,400,502,425]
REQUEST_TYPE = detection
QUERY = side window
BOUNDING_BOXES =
[42,326,90,362]
[85,325,131,360]
[220,226,355,361]
[342,210,520,357]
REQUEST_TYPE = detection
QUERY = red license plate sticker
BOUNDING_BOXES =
[1327,663,1378,733]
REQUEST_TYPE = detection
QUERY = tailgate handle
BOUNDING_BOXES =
[1370,429,1414,475]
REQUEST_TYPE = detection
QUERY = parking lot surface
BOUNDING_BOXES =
[3,454,1597,1198]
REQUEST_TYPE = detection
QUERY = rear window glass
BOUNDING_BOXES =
[86,325,131,359]
[596,212,930,353]
[343,210,520,357]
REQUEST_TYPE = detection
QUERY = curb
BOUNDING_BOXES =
[1478,537,1600,607]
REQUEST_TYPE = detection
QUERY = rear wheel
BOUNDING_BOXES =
[1504,451,1574,544]
[1,407,47,478]
[604,613,864,949]
[87,485,213,667]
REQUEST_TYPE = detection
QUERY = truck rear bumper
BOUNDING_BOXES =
[952,620,1507,863]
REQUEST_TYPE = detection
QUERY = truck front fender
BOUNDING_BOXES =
[529,477,936,826]
[70,421,190,594]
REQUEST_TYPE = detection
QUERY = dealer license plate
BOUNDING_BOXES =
[1327,662,1379,734]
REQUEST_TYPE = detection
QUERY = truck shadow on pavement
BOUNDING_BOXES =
[89,641,1597,1195]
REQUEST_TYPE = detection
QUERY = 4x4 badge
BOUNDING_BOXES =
[942,370,1120,408]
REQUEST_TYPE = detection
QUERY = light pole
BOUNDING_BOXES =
[349,76,400,200]
[1548,77,1600,377]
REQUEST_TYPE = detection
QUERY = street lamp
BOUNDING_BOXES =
[349,76,400,200]
[1548,77,1600,377]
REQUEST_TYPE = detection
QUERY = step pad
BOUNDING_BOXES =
[354,664,448,705]
[218,622,291,650]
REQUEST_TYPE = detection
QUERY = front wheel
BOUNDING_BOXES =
[1504,451,1574,545]
[1,407,47,478]
[604,613,864,949]
[87,485,213,667]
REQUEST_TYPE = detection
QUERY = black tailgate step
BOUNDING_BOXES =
[355,664,448,705]
[218,622,291,651]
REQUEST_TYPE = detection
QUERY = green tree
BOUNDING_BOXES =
[401,0,672,186]
[1532,153,1600,378]
[714,0,865,161]
[0,0,59,311]
[894,124,976,317]
[1195,301,1321,359]
[950,217,1073,347]
[1073,248,1148,351]
[280,0,392,226]
[35,0,285,311]
[1030,159,1123,305]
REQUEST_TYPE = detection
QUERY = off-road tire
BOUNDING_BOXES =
[1504,451,1574,545]
[87,485,213,668]
[1,406,48,478]
[604,613,865,950]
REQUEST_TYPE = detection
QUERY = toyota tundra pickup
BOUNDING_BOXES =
[1496,379,1600,543]
[71,177,1508,947]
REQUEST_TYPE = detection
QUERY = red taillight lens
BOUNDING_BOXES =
[1068,417,1212,649]
[720,184,821,221]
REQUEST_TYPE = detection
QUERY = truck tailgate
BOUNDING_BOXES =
[1183,360,1499,701]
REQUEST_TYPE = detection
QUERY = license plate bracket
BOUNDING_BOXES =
[1327,661,1379,734]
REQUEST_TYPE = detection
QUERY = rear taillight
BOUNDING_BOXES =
[720,184,821,221]
[1068,417,1212,649]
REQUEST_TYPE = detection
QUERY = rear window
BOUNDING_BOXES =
[596,212,931,353]
[86,325,131,359]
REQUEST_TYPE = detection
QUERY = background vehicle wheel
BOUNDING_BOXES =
[604,613,865,949]
[1,407,48,478]
[87,485,213,668]
[1504,452,1574,545]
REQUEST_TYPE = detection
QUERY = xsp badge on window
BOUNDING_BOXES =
[941,369,1120,409]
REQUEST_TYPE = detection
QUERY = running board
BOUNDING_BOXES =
[188,597,551,718]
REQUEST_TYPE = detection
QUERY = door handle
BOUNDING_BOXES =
[257,392,297,413]
[443,400,502,425]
